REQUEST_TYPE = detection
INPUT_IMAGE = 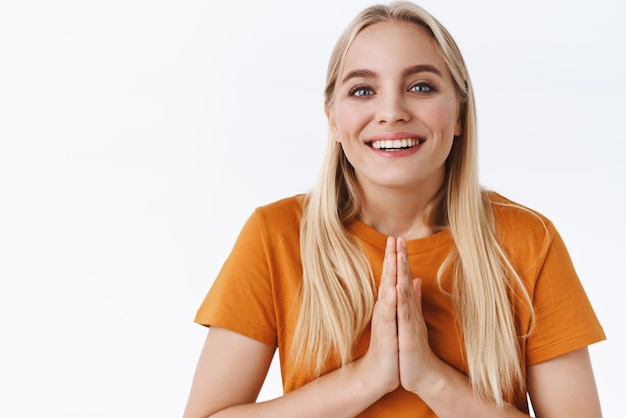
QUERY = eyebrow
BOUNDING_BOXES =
[341,69,377,84]
[402,64,443,78]
[341,64,443,84]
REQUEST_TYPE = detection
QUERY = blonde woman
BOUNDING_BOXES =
[184,2,605,417]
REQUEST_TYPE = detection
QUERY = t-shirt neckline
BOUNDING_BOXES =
[348,218,453,255]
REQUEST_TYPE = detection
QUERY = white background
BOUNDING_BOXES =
[0,0,624,416]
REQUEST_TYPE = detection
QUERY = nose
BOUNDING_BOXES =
[376,91,410,125]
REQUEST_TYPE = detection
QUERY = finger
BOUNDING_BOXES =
[378,236,397,298]
[372,282,397,343]
[382,283,398,321]
[412,278,423,312]
[395,236,413,297]
[372,287,396,329]
[397,278,424,325]
[396,281,411,322]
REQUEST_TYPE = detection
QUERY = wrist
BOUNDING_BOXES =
[352,355,398,400]
[404,354,449,397]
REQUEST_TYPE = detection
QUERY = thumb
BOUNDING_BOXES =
[412,278,423,309]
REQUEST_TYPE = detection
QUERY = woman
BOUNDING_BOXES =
[184,2,605,417]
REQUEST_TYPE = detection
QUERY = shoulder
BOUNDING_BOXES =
[217,194,307,280]
[254,194,306,227]
[486,191,555,236]
[243,194,307,249]
[485,191,559,262]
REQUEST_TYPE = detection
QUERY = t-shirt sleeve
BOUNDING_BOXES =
[525,222,605,365]
[194,209,277,347]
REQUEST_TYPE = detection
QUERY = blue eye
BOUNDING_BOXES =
[409,83,434,93]
[349,86,373,97]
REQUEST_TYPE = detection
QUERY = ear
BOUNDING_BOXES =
[324,105,341,143]
[454,117,463,137]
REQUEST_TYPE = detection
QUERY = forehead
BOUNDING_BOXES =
[342,21,446,74]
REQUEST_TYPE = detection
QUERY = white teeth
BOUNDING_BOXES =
[371,138,421,149]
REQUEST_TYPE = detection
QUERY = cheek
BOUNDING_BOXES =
[333,103,368,138]
[419,97,460,134]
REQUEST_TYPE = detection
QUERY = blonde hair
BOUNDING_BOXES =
[292,1,534,408]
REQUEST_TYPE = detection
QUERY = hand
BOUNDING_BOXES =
[394,237,442,395]
[358,236,400,396]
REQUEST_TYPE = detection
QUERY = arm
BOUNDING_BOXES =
[402,346,530,418]
[183,327,274,418]
[414,347,602,418]
[394,237,529,417]
[183,327,392,418]
[527,347,602,418]
[393,236,602,417]
[184,238,403,418]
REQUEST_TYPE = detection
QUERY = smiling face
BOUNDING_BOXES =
[326,20,462,196]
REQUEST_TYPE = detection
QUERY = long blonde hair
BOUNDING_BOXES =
[293,1,533,408]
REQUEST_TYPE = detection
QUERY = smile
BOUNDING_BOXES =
[369,138,425,151]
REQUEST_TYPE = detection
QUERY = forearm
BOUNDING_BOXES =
[209,358,387,418]
[393,251,528,418]
[415,361,529,418]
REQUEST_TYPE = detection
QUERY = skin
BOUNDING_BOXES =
[326,21,462,239]
[184,20,602,418]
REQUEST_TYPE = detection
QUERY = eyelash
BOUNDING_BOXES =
[348,85,373,97]
[347,82,436,97]
[409,82,435,93]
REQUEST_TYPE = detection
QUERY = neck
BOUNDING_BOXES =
[358,180,443,240]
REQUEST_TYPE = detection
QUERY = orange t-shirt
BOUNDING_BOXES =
[195,193,605,416]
